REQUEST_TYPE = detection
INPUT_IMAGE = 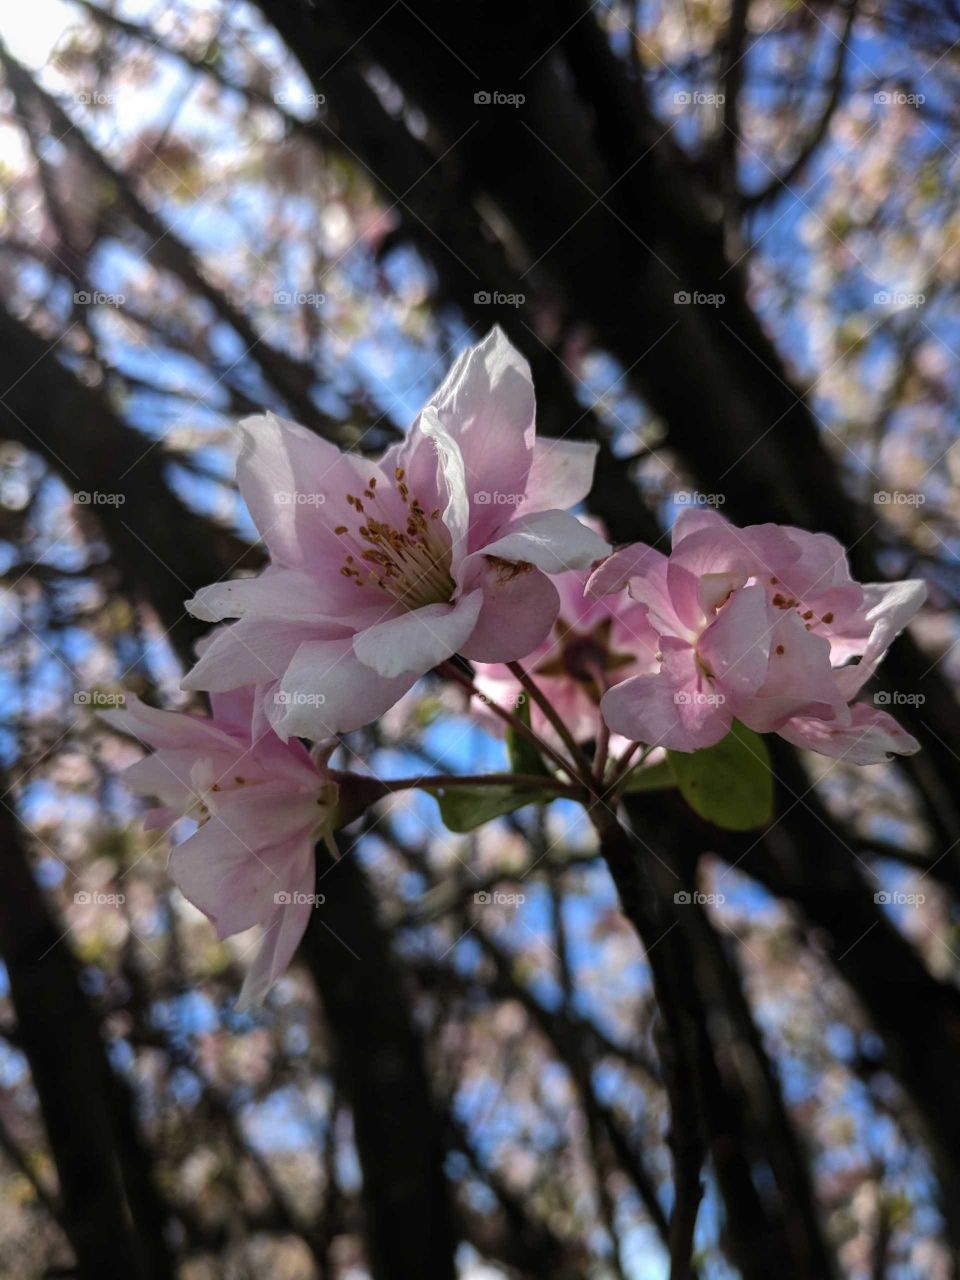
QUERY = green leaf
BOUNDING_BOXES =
[621,758,676,793]
[505,694,552,778]
[667,722,773,831]
[430,785,555,833]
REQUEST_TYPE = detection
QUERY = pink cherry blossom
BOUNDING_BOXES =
[101,687,337,1008]
[590,508,925,762]
[182,329,609,739]
[472,553,659,750]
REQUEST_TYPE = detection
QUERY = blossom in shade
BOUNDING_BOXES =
[590,508,925,762]
[101,687,338,1008]
[472,552,659,750]
[181,328,609,739]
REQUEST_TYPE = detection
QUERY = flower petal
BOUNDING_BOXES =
[459,564,559,663]
[271,637,419,736]
[353,591,483,678]
[600,642,732,752]
[476,510,609,575]
[236,845,315,1010]
[698,582,772,695]
[834,580,927,700]
[523,439,599,512]
[778,703,920,764]
[168,790,315,939]
[181,618,322,693]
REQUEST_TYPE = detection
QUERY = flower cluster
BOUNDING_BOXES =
[103,330,927,1006]
[106,330,608,1002]
[589,508,924,762]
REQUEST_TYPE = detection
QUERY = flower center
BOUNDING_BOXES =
[334,469,455,610]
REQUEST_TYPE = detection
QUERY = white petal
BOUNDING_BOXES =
[272,637,419,736]
[353,591,483,678]
[477,510,609,575]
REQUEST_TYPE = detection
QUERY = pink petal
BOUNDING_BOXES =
[698,582,772,695]
[99,695,239,754]
[735,611,844,732]
[236,414,395,585]
[168,798,306,939]
[459,563,560,663]
[523,439,599,512]
[778,703,920,764]
[236,843,315,1009]
[601,641,732,751]
[588,543,659,594]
